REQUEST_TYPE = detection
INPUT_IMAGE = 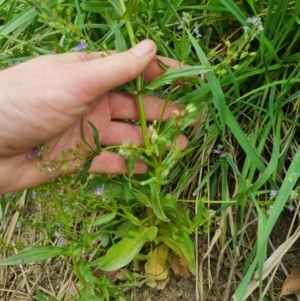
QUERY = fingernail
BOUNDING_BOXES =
[131,40,155,57]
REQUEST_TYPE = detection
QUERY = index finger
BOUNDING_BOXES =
[66,51,182,82]
[143,55,182,82]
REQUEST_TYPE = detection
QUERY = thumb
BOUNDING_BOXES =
[80,40,157,97]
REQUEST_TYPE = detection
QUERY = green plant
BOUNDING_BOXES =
[1,0,300,301]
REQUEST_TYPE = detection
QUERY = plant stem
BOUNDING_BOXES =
[49,190,86,285]
[118,0,151,151]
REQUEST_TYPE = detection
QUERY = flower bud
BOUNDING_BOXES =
[224,40,231,47]
[240,51,248,59]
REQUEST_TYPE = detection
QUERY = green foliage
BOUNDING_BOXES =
[1,0,300,300]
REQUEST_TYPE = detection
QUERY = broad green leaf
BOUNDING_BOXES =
[87,212,116,227]
[155,234,195,275]
[92,226,158,271]
[116,220,139,239]
[85,180,130,199]
[0,246,70,266]
[146,65,211,90]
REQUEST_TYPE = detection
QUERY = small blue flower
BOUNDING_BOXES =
[31,191,37,199]
[46,167,53,173]
[27,146,44,159]
[177,23,183,30]
[194,25,202,38]
[213,148,227,158]
[94,188,103,196]
[16,221,22,228]
[289,202,295,213]
[246,16,261,26]
[269,190,279,196]
[19,259,25,265]
[75,42,88,52]
[244,16,263,35]
[57,237,65,245]
[57,223,63,229]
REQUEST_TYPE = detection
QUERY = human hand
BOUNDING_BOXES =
[0,40,187,194]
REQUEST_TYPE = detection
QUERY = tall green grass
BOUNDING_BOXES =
[1,0,300,300]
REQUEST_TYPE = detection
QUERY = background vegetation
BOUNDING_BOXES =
[1,0,300,300]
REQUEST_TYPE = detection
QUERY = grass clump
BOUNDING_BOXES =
[1,0,300,301]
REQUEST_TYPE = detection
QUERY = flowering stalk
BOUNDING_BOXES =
[118,0,151,151]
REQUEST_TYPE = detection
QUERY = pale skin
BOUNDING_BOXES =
[0,40,187,194]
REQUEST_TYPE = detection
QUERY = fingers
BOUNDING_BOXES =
[108,92,183,121]
[99,121,187,148]
[89,151,147,174]
[65,45,182,91]
[73,40,157,101]
[143,55,182,82]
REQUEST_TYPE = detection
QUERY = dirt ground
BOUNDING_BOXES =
[1,209,300,301]
[131,211,300,301]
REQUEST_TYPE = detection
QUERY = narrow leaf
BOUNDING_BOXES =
[0,246,70,266]
[88,121,102,151]
[87,212,116,226]
[146,65,210,90]
[123,0,140,20]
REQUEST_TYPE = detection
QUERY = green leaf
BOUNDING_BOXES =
[36,289,47,301]
[0,246,70,266]
[92,226,158,271]
[159,0,181,20]
[186,30,226,134]
[151,185,169,222]
[80,1,113,13]
[75,156,94,183]
[234,147,300,299]
[119,205,141,226]
[88,121,102,151]
[155,234,195,275]
[80,118,92,150]
[261,36,285,67]
[125,156,135,177]
[241,0,257,15]
[87,212,116,227]
[146,65,210,90]
[122,0,140,20]
[160,194,179,219]
[116,220,139,239]
[218,0,247,26]
[114,22,127,53]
